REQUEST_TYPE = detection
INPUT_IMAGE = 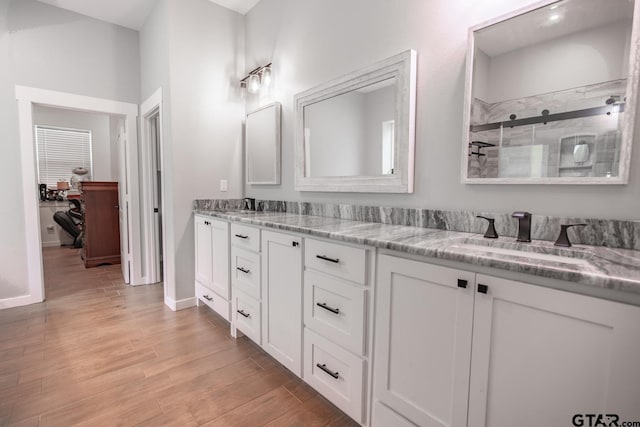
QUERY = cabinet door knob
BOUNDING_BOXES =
[316,254,340,264]
[316,302,340,314]
[457,279,468,289]
[477,284,488,294]
[316,363,339,379]
[292,241,299,247]
[237,309,250,318]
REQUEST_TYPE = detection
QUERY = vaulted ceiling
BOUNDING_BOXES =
[36,0,261,30]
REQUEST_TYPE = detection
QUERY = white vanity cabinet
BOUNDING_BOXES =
[373,254,475,427]
[230,223,262,345]
[373,254,640,427]
[303,237,370,424]
[467,274,640,427]
[194,215,230,321]
[261,230,303,376]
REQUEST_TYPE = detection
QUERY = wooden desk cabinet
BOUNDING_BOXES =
[80,181,121,268]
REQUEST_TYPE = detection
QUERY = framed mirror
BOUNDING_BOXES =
[246,102,281,185]
[462,0,639,184]
[294,50,417,193]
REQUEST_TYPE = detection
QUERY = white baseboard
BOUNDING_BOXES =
[164,295,197,311]
[0,294,43,310]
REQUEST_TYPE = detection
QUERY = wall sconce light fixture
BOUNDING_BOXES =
[240,63,272,94]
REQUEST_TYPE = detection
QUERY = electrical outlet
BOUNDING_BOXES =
[220,179,228,192]
[47,225,55,233]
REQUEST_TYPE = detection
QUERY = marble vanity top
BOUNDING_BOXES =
[194,209,640,303]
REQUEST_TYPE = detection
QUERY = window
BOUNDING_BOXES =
[382,120,395,174]
[35,126,92,187]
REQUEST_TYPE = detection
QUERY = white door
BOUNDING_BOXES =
[261,230,303,376]
[374,255,475,427]
[194,216,212,287]
[149,113,162,282]
[116,119,130,284]
[468,274,640,427]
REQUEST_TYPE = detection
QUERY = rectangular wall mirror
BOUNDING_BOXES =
[246,102,281,185]
[462,0,639,184]
[295,50,417,193]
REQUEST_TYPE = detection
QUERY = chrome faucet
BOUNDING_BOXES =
[512,212,532,242]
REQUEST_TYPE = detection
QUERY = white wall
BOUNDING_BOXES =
[306,91,366,176]
[244,0,640,221]
[140,0,245,302]
[485,21,632,103]
[0,0,140,300]
[0,0,28,299]
[363,85,395,176]
[32,106,114,182]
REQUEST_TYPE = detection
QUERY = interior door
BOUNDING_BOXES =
[116,118,130,283]
[150,113,162,282]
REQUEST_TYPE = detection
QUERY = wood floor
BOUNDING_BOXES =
[0,247,357,426]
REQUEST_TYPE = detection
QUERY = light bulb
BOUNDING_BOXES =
[247,74,260,94]
[261,66,272,88]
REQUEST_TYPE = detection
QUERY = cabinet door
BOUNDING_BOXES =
[194,216,212,287]
[261,230,303,376]
[374,255,475,427]
[210,219,230,299]
[469,275,640,427]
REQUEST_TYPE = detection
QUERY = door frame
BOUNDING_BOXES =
[140,88,169,294]
[15,85,141,307]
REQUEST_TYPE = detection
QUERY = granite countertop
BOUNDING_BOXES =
[194,209,640,302]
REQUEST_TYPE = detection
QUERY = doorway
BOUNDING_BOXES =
[140,88,167,291]
[14,86,141,308]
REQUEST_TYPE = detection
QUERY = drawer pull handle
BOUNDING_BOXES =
[237,309,250,318]
[316,363,339,379]
[316,254,340,264]
[204,221,210,225]
[236,267,250,274]
[316,302,340,315]
[203,294,213,301]
[235,234,249,239]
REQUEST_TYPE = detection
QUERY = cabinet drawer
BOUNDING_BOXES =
[231,247,261,299]
[304,270,367,355]
[196,282,230,322]
[231,223,260,252]
[305,238,366,284]
[233,290,261,345]
[304,329,365,424]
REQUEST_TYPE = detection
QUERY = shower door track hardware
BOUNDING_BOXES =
[470,103,625,132]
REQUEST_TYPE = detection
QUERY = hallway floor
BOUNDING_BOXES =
[0,247,356,426]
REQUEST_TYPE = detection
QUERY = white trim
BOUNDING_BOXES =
[164,295,197,311]
[0,294,43,310]
[140,88,169,294]
[15,86,137,116]
[17,97,44,305]
[12,85,139,310]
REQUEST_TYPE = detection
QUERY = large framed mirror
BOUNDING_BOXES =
[246,102,281,185]
[462,0,639,184]
[294,50,417,193]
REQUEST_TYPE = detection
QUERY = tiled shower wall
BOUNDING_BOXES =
[468,79,626,179]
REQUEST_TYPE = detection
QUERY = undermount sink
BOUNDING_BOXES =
[448,241,592,267]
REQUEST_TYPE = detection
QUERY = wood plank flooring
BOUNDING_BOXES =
[0,247,358,426]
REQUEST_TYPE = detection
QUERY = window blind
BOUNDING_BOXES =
[36,126,92,187]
